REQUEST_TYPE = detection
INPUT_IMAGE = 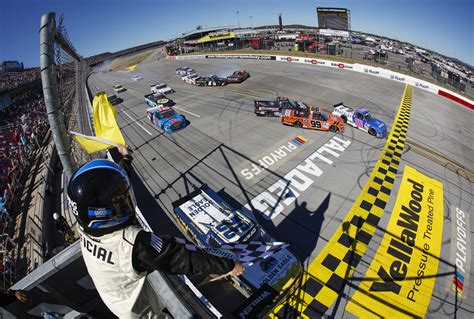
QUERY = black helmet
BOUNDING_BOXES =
[67,159,135,236]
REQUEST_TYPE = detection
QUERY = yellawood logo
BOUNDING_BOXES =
[346,165,443,318]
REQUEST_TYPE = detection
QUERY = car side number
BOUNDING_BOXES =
[310,120,322,129]
[215,216,250,240]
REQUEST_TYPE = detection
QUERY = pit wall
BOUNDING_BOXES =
[169,54,473,110]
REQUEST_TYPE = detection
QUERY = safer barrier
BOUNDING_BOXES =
[171,53,474,110]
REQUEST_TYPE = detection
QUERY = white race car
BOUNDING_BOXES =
[150,83,174,95]
[183,74,201,85]
[131,75,143,82]
[172,186,302,318]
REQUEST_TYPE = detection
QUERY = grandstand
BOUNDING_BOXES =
[85,40,166,66]
[0,65,60,291]
[0,21,169,296]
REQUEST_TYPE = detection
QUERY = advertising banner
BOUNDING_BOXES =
[196,31,235,44]
[206,54,275,60]
[319,29,350,38]
[276,56,303,63]
[448,206,470,299]
[275,55,354,70]
[346,165,444,318]
[413,80,435,93]
[353,64,389,78]
[328,61,354,70]
[389,72,408,83]
[302,58,326,66]
[176,55,206,60]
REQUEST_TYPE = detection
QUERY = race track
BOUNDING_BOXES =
[88,54,473,318]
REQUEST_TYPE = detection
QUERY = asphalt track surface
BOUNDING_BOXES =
[88,53,473,318]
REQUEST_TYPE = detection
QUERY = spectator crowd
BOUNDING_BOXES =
[0,74,49,288]
[0,68,41,91]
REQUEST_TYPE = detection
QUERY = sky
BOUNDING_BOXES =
[1,0,472,67]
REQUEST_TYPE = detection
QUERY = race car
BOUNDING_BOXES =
[113,84,126,93]
[106,94,122,106]
[144,93,174,108]
[254,97,294,116]
[183,73,201,85]
[281,105,344,132]
[176,67,195,75]
[147,106,186,133]
[226,70,250,83]
[333,103,387,138]
[196,75,228,86]
[150,83,174,95]
[171,186,302,317]
[131,75,143,82]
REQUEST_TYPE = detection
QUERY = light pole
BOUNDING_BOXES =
[249,16,253,28]
[236,11,240,29]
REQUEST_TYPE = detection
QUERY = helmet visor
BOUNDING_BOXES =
[87,187,137,229]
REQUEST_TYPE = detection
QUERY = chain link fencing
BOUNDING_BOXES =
[171,33,473,98]
[40,12,106,240]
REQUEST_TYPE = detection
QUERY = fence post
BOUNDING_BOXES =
[39,12,75,181]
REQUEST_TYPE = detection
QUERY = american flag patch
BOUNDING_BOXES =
[150,233,163,253]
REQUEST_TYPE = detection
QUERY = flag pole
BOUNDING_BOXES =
[70,131,122,147]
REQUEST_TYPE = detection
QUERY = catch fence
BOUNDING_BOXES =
[40,12,96,180]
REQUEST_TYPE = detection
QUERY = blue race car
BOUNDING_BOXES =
[176,67,195,75]
[171,186,302,317]
[333,103,388,138]
[147,107,186,133]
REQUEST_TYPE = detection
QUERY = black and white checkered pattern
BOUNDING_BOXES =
[172,237,289,266]
[173,236,202,252]
[217,241,289,266]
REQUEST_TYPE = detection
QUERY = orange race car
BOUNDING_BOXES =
[281,104,345,133]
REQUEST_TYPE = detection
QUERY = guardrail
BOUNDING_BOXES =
[169,52,474,110]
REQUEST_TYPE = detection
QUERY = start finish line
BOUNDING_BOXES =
[346,165,444,318]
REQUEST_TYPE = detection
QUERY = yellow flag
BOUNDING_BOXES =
[74,135,110,154]
[74,92,126,154]
[92,92,125,146]
[72,131,119,154]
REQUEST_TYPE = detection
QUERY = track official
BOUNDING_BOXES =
[67,146,244,318]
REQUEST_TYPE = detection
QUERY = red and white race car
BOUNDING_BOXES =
[226,70,250,83]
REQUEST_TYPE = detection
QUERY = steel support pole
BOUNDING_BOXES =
[40,12,75,181]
